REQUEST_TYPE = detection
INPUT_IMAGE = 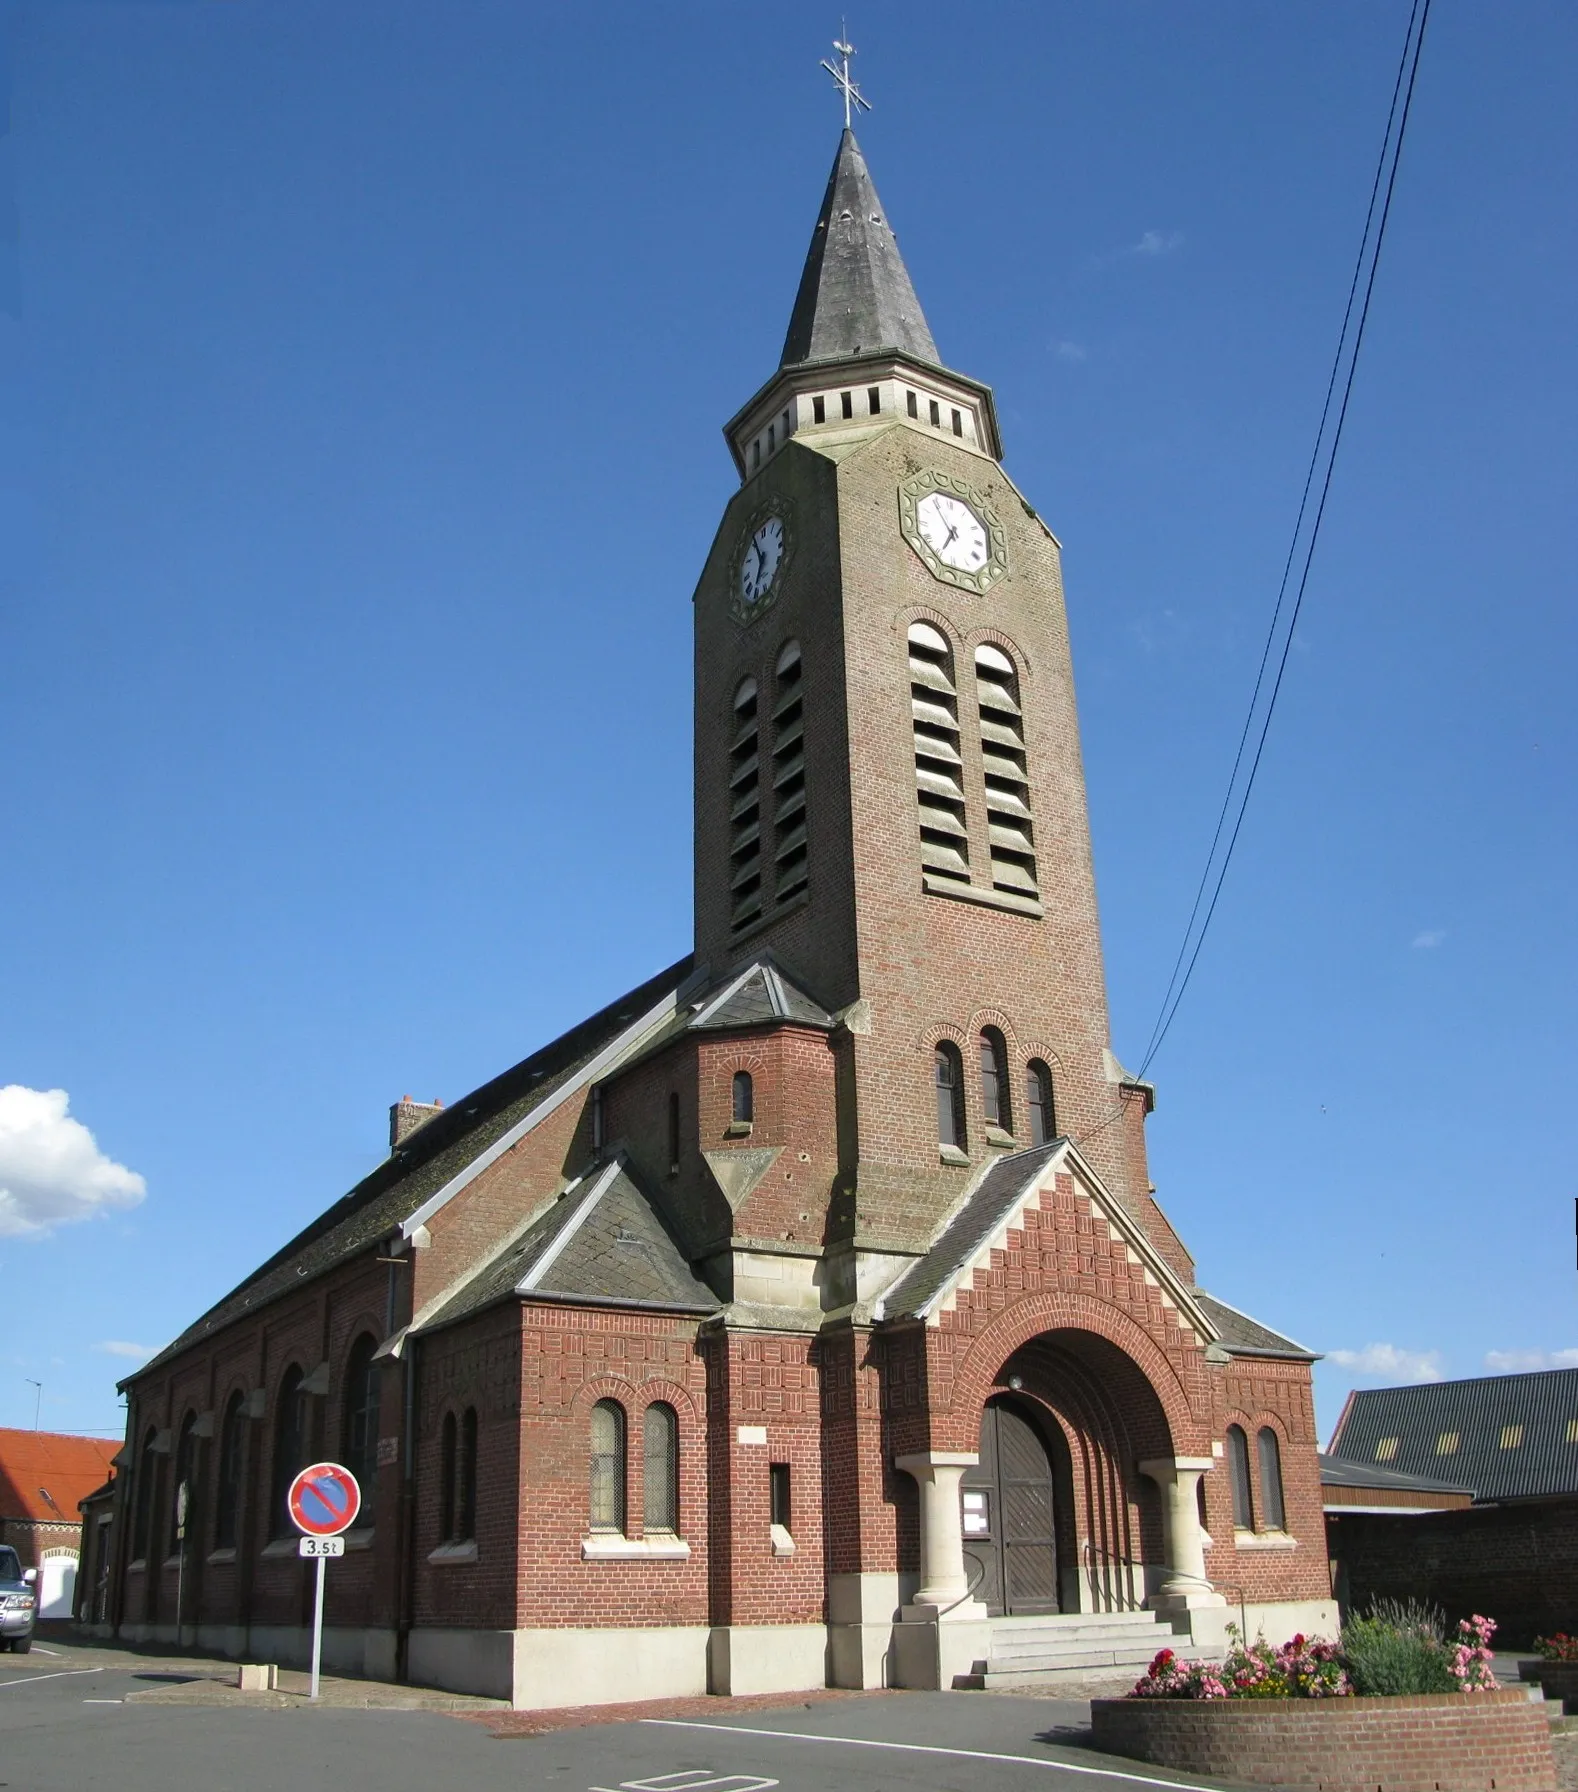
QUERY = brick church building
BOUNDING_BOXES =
[105,128,1333,1705]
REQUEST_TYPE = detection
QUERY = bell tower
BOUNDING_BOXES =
[690,128,1192,1298]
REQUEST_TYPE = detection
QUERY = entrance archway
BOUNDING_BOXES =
[961,1397,1075,1616]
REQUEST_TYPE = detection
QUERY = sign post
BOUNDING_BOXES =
[286,1462,361,1701]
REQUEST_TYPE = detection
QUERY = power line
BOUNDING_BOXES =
[1133,0,1432,1083]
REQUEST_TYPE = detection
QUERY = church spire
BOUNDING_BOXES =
[779,129,940,371]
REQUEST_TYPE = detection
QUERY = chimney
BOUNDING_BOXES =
[390,1095,444,1151]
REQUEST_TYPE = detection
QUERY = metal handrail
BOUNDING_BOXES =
[1081,1538,1144,1612]
[938,1552,988,1618]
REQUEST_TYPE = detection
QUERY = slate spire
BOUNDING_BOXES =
[779,129,939,370]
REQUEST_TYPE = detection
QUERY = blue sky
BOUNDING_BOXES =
[1,2,1573,1443]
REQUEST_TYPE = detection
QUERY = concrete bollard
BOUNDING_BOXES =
[236,1663,279,1691]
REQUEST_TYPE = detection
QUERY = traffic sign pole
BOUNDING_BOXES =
[309,1551,326,1701]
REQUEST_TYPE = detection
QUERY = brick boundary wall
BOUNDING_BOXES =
[1090,1691,1556,1792]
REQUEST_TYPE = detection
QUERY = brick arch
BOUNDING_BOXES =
[1020,1038,1066,1073]
[941,1288,1207,1456]
[965,625,1038,683]
[894,605,966,653]
[918,1019,969,1053]
[967,1005,1021,1052]
[628,1375,703,1429]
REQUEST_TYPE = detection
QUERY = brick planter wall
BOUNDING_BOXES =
[1090,1691,1555,1792]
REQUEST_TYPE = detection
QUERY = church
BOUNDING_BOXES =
[104,122,1334,1708]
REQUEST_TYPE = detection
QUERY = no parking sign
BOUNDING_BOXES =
[287,1461,362,1699]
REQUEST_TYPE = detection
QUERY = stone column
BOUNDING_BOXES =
[891,1451,990,1691]
[1138,1456,1224,1616]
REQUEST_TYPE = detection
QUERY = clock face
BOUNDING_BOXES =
[915,492,989,573]
[739,516,785,606]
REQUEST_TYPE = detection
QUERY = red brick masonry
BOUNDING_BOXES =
[1090,1691,1556,1792]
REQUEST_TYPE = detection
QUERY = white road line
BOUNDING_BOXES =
[0,1667,106,1690]
[640,1720,1217,1791]
[83,1698,123,1704]
[30,1644,62,1656]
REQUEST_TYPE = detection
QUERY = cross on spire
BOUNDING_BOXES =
[820,33,871,130]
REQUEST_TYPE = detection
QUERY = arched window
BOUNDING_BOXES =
[342,1333,381,1525]
[935,1042,966,1151]
[459,1408,478,1542]
[170,1411,198,1555]
[440,1411,458,1543]
[772,641,809,903]
[643,1402,679,1534]
[1257,1427,1286,1531]
[1025,1060,1055,1147]
[732,1070,754,1126]
[1226,1424,1253,1530]
[729,677,763,931]
[270,1365,309,1538]
[132,1427,159,1564]
[975,644,1038,897]
[908,622,969,884]
[667,1092,681,1174]
[214,1391,245,1550]
[979,1028,1010,1133]
[589,1399,627,1534]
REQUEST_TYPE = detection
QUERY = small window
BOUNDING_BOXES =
[343,1332,381,1525]
[644,1402,679,1533]
[813,395,826,424]
[214,1391,245,1550]
[867,386,881,414]
[591,1084,604,1153]
[1226,1425,1253,1529]
[459,1408,478,1542]
[928,398,941,428]
[590,1400,627,1533]
[667,1092,681,1173]
[906,390,918,419]
[752,439,761,470]
[1375,1436,1399,1462]
[935,1042,966,1151]
[440,1410,458,1541]
[767,422,776,450]
[1436,1430,1460,1456]
[979,1028,1010,1132]
[951,407,963,437]
[132,1428,159,1563]
[769,1461,791,1530]
[1025,1060,1055,1147]
[840,390,853,420]
[270,1365,309,1538]
[1501,1424,1524,1450]
[1256,1427,1286,1530]
[781,408,789,435]
[732,1070,754,1126]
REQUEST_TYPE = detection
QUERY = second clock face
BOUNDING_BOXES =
[739,516,785,606]
[915,491,989,573]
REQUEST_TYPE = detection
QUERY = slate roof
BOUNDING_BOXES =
[1318,1453,1475,1499]
[1193,1292,1317,1361]
[780,129,939,370]
[0,1429,120,1525]
[690,960,836,1031]
[878,1143,1065,1320]
[1327,1368,1578,1502]
[418,1157,717,1333]
[128,955,693,1381]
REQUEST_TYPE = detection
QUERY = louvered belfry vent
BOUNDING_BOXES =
[729,676,763,931]
[975,643,1038,897]
[909,622,969,884]
[771,640,809,903]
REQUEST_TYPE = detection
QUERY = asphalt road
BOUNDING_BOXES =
[0,1645,1234,1792]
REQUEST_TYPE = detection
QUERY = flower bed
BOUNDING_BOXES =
[1090,1690,1557,1792]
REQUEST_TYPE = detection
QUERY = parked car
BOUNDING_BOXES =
[0,1547,37,1652]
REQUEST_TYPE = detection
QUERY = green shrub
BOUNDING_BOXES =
[1340,1608,1458,1696]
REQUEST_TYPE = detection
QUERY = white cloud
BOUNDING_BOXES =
[1412,929,1447,949]
[1485,1348,1578,1374]
[1327,1343,1445,1383]
[1132,229,1184,257]
[0,1087,146,1239]
[95,1340,156,1362]
[1054,339,1089,363]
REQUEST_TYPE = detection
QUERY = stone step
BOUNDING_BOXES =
[956,1645,1163,1689]
[989,1619,1164,1649]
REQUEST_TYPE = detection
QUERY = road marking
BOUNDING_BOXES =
[83,1698,123,1704]
[30,1644,62,1656]
[641,1720,1217,1791]
[591,1777,778,1792]
[0,1667,105,1690]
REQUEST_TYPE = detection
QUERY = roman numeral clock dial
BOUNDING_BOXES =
[729,507,794,624]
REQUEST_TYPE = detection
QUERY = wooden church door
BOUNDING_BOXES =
[961,1399,1061,1616]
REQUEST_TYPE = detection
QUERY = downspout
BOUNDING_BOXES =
[395,1335,419,1682]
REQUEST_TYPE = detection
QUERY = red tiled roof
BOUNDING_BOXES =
[0,1428,119,1524]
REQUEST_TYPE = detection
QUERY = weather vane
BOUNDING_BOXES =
[821,30,871,130]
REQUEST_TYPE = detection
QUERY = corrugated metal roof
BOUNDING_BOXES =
[1318,1452,1475,1497]
[1327,1368,1578,1501]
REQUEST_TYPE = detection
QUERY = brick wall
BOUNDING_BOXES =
[1330,1495,1578,1647]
